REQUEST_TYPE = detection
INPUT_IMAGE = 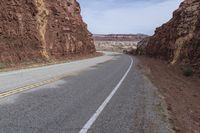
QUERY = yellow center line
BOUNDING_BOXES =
[0,71,81,99]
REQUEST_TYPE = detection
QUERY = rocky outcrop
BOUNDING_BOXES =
[95,41,137,53]
[0,0,95,64]
[94,34,147,53]
[136,37,150,55]
[138,0,200,73]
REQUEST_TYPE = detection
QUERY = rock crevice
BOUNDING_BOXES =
[0,0,95,64]
[138,0,200,73]
[35,0,49,59]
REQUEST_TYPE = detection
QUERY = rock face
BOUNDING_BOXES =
[139,0,200,72]
[136,37,150,55]
[0,0,95,64]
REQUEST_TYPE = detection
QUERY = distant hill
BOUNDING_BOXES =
[93,34,148,42]
[93,34,148,52]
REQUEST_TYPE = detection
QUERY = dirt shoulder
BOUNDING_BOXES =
[136,56,200,133]
[0,52,103,73]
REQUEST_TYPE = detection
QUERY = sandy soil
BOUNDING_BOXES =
[136,56,200,133]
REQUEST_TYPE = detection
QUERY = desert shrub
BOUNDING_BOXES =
[182,67,193,77]
[0,62,6,69]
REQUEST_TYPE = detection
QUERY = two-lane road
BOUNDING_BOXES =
[0,52,171,133]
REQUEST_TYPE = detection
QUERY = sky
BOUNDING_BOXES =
[77,0,183,35]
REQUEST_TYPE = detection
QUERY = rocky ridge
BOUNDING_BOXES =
[0,0,95,65]
[94,34,147,52]
[93,34,148,42]
[137,0,200,74]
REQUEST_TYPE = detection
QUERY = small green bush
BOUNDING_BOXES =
[0,62,8,69]
[182,67,193,77]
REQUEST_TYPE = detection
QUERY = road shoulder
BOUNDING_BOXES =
[0,52,116,94]
[0,52,103,73]
[88,56,172,133]
[137,55,200,133]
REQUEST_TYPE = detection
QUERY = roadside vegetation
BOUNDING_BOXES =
[182,67,193,77]
[0,62,7,69]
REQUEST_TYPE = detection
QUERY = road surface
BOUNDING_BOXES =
[0,52,171,133]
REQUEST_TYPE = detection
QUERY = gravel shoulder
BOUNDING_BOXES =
[88,56,172,133]
[137,56,200,133]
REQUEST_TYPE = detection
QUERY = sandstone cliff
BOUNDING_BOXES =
[0,0,95,64]
[138,0,200,73]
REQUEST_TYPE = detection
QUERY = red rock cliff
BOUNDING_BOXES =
[140,0,200,72]
[0,0,95,64]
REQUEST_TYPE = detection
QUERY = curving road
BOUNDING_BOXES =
[0,52,171,133]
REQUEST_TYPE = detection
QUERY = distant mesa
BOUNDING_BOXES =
[93,34,148,53]
[93,34,148,42]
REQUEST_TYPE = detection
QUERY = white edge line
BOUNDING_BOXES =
[79,56,133,133]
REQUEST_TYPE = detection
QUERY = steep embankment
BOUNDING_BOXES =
[138,0,200,74]
[0,0,95,65]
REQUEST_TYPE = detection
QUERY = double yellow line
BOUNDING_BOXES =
[0,72,80,99]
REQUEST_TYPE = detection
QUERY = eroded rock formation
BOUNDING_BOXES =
[138,0,200,73]
[0,0,95,64]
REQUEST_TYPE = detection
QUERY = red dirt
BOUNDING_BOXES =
[137,56,200,133]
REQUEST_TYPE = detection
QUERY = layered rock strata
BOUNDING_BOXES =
[138,0,200,73]
[0,0,95,64]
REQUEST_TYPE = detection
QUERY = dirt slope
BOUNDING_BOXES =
[138,56,200,133]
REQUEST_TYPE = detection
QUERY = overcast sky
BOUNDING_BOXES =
[77,0,183,35]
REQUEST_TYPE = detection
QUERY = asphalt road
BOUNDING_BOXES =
[0,52,113,93]
[0,52,171,133]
